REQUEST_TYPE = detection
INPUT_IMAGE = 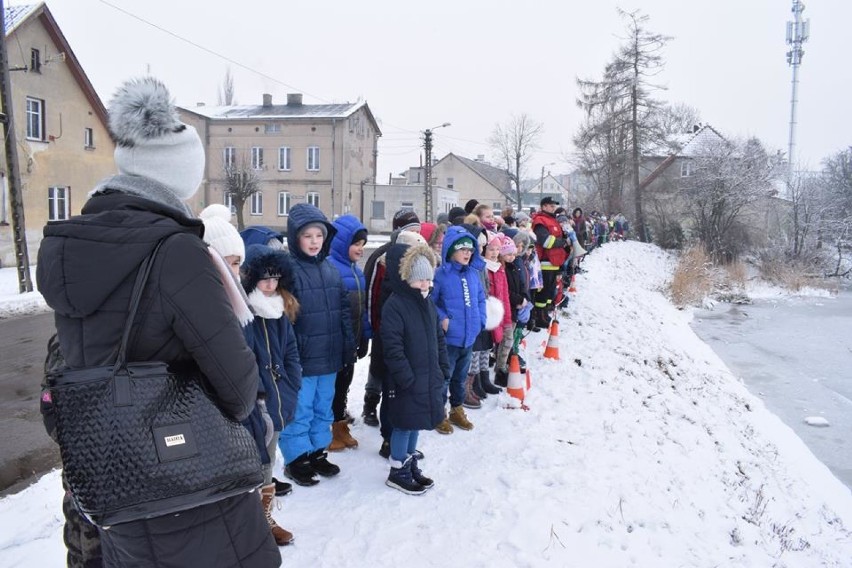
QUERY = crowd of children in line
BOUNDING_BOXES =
[198,196,629,546]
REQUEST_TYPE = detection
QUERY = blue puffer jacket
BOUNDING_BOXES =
[240,225,284,248]
[244,316,302,431]
[432,225,487,348]
[286,204,355,375]
[329,214,372,344]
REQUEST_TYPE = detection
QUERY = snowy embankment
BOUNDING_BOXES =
[0,265,47,319]
[1,240,851,567]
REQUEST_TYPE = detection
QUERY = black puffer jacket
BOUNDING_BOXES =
[36,190,279,568]
[381,245,449,431]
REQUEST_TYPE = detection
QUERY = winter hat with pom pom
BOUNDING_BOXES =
[499,234,517,256]
[200,204,244,261]
[109,77,205,202]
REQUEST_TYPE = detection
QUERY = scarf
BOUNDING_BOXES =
[91,174,193,216]
[207,249,254,327]
[247,288,285,320]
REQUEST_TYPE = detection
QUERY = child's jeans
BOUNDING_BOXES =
[444,345,473,408]
[390,428,420,463]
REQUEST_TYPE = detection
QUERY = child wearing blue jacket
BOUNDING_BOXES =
[328,214,372,451]
[280,204,355,487]
[431,225,487,432]
[241,244,302,546]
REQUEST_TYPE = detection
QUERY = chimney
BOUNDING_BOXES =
[287,93,303,106]
[196,102,205,107]
[262,93,272,107]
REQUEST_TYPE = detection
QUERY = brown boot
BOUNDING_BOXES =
[261,484,294,546]
[462,374,482,409]
[328,421,348,452]
[339,420,359,448]
[435,417,454,435]
[449,405,474,430]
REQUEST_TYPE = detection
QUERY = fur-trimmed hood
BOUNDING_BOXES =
[241,244,295,294]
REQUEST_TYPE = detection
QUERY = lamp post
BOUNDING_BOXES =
[423,122,451,222]
[539,162,556,204]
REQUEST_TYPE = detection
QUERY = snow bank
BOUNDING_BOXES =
[1,240,850,567]
[0,265,47,319]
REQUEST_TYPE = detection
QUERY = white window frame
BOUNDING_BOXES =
[26,97,44,140]
[278,147,291,171]
[48,186,69,221]
[680,160,693,177]
[223,192,235,213]
[223,146,236,169]
[277,191,291,216]
[307,191,320,208]
[250,192,263,215]
[251,146,264,170]
[306,146,320,171]
[400,201,414,212]
[492,202,502,211]
[84,127,94,149]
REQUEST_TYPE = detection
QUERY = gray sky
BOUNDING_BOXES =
[14,0,852,182]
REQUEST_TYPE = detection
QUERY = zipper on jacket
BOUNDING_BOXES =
[262,319,285,426]
[350,262,363,340]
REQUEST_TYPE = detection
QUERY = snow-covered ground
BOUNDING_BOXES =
[1,241,851,567]
[0,265,47,319]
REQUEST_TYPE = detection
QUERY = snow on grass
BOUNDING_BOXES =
[1,240,851,567]
[0,265,47,320]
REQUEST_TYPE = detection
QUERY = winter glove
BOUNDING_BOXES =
[356,337,369,359]
[257,399,275,448]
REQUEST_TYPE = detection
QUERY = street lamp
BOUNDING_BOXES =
[424,122,451,222]
[539,162,557,203]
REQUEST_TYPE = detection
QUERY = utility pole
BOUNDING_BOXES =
[422,122,450,223]
[538,162,555,204]
[0,0,33,292]
[785,0,809,188]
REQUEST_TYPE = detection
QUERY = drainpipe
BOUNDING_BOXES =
[331,118,337,217]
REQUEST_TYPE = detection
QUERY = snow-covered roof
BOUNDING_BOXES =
[679,124,726,158]
[643,124,726,159]
[184,100,367,121]
[3,3,39,35]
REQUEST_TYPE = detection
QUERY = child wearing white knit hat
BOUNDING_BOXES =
[200,204,245,277]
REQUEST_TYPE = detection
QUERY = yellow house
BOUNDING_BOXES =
[0,3,115,268]
[179,93,381,230]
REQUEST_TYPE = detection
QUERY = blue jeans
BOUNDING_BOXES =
[444,345,472,408]
[278,373,335,464]
[390,429,419,463]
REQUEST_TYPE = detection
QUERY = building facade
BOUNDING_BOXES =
[431,153,514,213]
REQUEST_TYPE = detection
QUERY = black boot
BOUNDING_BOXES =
[272,477,293,496]
[410,456,434,489]
[494,368,508,388]
[309,449,340,477]
[386,457,426,495]
[362,392,380,427]
[472,371,488,399]
[480,370,502,394]
[284,453,320,487]
[379,439,390,459]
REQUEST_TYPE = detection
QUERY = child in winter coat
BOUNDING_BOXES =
[381,244,448,494]
[279,204,355,487]
[241,244,302,546]
[484,234,513,385]
[431,225,487,432]
[328,214,372,450]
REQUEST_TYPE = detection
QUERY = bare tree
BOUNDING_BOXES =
[681,137,777,262]
[217,68,237,106]
[488,113,543,208]
[224,157,260,230]
[575,8,670,242]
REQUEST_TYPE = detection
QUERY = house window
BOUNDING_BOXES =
[492,202,502,211]
[371,200,385,219]
[30,48,41,73]
[84,128,94,149]
[264,123,281,134]
[251,147,264,170]
[400,201,414,213]
[223,192,235,213]
[48,186,69,221]
[307,146,320,171]
[278,147,291,171]
[278,192,291,216]
[250,192,263,215]
[223,147,236,169]
[26,97,44,140]
[680,160,693,177]
[446,177,454,189]
[307,191,320,208]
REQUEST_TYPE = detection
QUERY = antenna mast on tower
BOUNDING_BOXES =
[785,0,810,179]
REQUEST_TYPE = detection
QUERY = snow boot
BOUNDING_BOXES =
[284,453,320,487]
[472,371,488,400]
[435,417,454,435]
[386,457,427,495]
[494,367,508,388]
[329,420,358,451]
[271,477,292,496]
[480,369,502,394]
[449,405,474,431]
[410,456,434,489]
[362,392,380,427]
[462,374,482,409]
[309,449,340,477]
[379,439,391,459]
[261,484,294,546]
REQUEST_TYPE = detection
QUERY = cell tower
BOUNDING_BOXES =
[785,0,810,175]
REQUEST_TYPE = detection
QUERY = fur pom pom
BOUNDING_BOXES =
[199,203,233,223]
[485,296,504,331]
[108,77,184,146]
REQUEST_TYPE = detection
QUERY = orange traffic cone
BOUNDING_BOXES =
[506,354,525,403]
[568,274,577,294]
[526,368,532,391]
[543,320,560,360]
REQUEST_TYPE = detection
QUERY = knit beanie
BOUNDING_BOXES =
[464,199,479,214]
[299,221,328,240]
[108,77,205,200]
[351,228,368,245]
[499,234,517,256]
[401,244,437,284]
[392,209,421,232]
[396,230,427,247]
[407,254,434,282]
[200,204,244,261]
[486,233,503,251]
[448,206,467,225]
[451,236,475,253]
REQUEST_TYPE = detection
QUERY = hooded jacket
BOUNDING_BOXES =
[381,245,449,430]
[285,204,355,375]
[431,225,487,348]
[329,215,372,345]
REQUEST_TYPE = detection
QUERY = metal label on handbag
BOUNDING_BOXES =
[153,422,200,462]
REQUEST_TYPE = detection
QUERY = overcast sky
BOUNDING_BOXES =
[14,0,852,183]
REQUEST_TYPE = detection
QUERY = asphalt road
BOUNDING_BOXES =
[0,311,60,495]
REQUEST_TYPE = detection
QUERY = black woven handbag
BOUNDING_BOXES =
[45,238,262,527]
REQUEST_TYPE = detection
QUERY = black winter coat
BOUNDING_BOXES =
[36,190,279,568]
[380,247,449,431]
